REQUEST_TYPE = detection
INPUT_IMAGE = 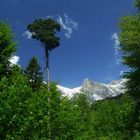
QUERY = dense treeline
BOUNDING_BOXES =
[0,69,136,140]
[0,0,140,139]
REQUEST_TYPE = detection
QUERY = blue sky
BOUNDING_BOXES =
[0,0,136,87]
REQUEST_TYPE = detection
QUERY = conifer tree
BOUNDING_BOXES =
[25,57,43,92]
[27,18,61,91]
[119,3,140,102]
[119,0,140,135]
[0,22,16,79]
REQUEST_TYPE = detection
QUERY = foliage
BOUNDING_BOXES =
[27,18,61,51]
[0,22,16,79]
[135,0,140,10]
[0,76,136,140]
[0,67,32,139]
[0,71,61,139]
[1,1,140,139]
[119,0,140,135]
[25,56,43,92]
[90,95,135,139]
[119,15,140,100]
[27,17,61,91]
[27,17,61,139]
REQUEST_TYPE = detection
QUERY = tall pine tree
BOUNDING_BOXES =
[27,18,61,139]
[27,18,61,91]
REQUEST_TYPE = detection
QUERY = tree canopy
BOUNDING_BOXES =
[27,18,60,51]
[0,22,16,79]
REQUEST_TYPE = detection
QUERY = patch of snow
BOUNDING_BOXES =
[57,85,82,98]
[92,94,103,100]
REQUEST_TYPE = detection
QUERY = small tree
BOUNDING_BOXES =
[27,18,61,91]
[25,57,43,92]
[0,22,16,79]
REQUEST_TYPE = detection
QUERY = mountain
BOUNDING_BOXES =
[57,79,126,101]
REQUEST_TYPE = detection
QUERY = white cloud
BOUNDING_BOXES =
[111,33,121,65]
[23,14,78,39]
[119,70,126,76]
[23,31,33,39]
[9,55,20,65]
[58,14,78,38]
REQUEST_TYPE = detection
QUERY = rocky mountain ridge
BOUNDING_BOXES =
[57,79,126,101]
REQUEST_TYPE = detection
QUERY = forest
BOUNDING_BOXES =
[0,0,140,140]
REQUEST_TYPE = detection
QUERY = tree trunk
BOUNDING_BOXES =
[46,49,50,92]
[45,49,51,139]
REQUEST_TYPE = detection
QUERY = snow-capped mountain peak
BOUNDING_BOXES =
[57,79,126,101]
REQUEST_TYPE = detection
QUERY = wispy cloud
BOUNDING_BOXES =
[10,55,20,65]
[23,14,78,39]
[23,31,33,39]
[57,14,78,38]
[119,70,124,76]
[119,69,127,76]
[111,33,121,65]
